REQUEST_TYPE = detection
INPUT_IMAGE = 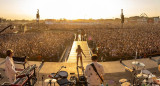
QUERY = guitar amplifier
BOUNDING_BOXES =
[13,56,27,69]
[13,56,27,63]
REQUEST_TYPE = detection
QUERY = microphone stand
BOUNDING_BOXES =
[47,80,52,86]
[42,75,44,86]
[133,49,138,86]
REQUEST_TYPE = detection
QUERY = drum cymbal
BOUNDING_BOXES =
[44,79,57,83]
[132,61,139,65]
[136,74,148,78]
[132,61,145,67]
[121,82,131,86]
[142,70,151,75]
[119,79,127,83]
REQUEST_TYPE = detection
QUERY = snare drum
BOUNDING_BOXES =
[58,71,68,78]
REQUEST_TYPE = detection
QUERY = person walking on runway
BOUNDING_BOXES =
[76,45,86,69]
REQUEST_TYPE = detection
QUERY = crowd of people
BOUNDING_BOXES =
[1,21,160,62]
[0,31,74,61]
[86,23,160,61]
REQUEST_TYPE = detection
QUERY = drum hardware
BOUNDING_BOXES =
[133,69,153,86]
[120,59,137,85]
[76,66,88,86]
[69,73,77,85]
[49,73,59,79]
[48,66,72,86]
[42,75,45,86]
[120,59,148,86]
[52,66,66,79]
[47,65,88,86]
[120,59,160,86]
[45,79,57,86]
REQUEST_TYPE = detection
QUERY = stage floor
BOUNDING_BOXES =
[1,57,160,86]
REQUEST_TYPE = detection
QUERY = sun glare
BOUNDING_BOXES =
[0,0,159,20]
[23,0,128,19]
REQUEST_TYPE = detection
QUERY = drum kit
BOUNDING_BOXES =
[43,65,87,86]
[43,66,72,86]
[120,59,160,86]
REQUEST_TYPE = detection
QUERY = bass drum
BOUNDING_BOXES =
[58,71,68,78]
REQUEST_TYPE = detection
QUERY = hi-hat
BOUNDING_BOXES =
[44,79,57,83]
[132,61,145,67]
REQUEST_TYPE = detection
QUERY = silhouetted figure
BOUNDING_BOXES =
[81,29,85,41]
[121,9,124,28]
[76,45,86,68]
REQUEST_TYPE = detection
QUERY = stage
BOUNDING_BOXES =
[1,57,160,86]
[1,41,160,85]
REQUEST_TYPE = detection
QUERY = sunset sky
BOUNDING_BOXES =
[0,0,160,20]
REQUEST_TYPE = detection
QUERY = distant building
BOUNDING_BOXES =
[45,19,57,24]
[127,16,159,24]
[153,16,159,24]
[128,16,148,23]
[147,18,154,23]
[0,18,7,23]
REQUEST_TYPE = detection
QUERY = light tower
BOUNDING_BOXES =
[121,9,124,28]
[36,9,40,29]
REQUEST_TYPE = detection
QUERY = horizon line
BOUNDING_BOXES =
[0,16,160,21]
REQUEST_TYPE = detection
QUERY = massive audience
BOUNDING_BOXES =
[0,31,74,61]
[1,21,160,62]
[86,23,160,61]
